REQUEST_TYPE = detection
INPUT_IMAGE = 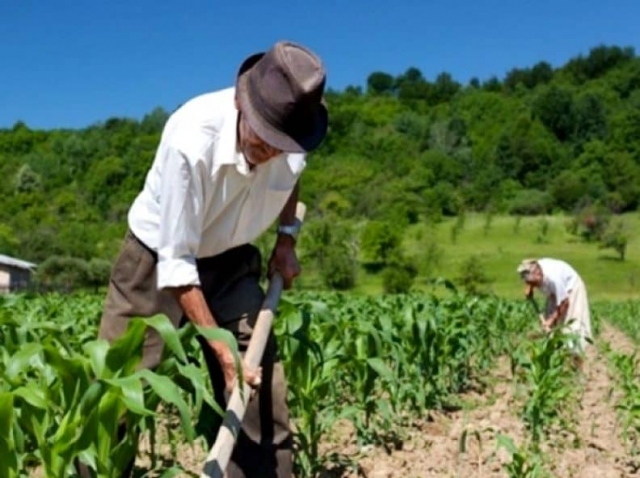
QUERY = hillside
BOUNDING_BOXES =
[1,44,639,293]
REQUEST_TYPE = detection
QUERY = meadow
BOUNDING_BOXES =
[327,213,640,301]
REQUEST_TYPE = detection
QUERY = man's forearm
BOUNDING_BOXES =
[547,300,569,327]
[170,286,227,353]
[279,182,299,226]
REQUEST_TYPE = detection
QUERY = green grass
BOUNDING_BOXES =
[298,213,640,301]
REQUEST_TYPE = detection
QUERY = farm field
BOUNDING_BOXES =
[309,213,640,301]
[2,290,640,477]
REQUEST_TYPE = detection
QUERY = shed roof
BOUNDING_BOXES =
[0,254,37,270]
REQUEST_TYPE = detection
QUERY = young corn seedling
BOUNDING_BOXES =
[513,329,578,445]
[276,299,342,478]
[496,434,549,478]
[611,352,640,455]
[0,297,219,478]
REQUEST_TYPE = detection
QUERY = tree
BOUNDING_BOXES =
[1,43,639,267]
[367,72,395,95]
[396,67,430,104]
[609,107,640,160]
[571,203,611,243]
[508,189,553,216]
[321,248,358,290]
[85,156,127,214]
[530,61,554,87]
[573,93,607,145]
[0,224,19,256]
[456,255,493,295]
[13,164,41,194]
[140,107,169,134]
[599,220,629,261]
[549,165,608,211]
[532,85,576,141]
[482,76,502,92]
[35,256,91,292]
[303,218,358,290]
[430,72,461,104]
[494,114,561,188]
[564,45,635,83]
[360,221,402,270]
[382,257,417,294]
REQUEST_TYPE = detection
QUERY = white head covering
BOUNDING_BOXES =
[516,258,538,280]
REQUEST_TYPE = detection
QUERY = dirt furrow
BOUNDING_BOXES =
[133,323,638,477]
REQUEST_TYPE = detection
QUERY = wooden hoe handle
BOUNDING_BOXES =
[200,202,307,478]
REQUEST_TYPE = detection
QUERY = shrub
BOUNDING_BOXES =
[321,248,358,290]
[382,254,418,294]
[599,220,629,260]
[508,189,553,216]
[456,255,493,295]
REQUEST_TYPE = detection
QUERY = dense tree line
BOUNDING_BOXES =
[1,44,639,289]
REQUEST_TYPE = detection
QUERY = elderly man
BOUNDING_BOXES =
[517,258,593,359]
[86,41,327,478]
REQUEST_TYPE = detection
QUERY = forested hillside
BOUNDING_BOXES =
[1,44,639,289]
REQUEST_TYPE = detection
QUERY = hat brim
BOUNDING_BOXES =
[236,52,328,153]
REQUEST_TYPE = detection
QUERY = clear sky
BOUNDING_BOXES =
[2,0,638,129]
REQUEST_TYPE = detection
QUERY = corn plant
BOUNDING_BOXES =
[511,329,578,444]
[0,294,227,477]
[496,434,549,478]
[594,300,640,343]
[275,299,343,478]
[611,352,640,454]
[1,288,564,476]
[280,290,533,449]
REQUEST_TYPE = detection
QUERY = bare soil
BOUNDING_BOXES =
[134,323,639,478]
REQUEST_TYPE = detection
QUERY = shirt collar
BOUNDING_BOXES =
[214,90,298,176]
[214,102,254,176]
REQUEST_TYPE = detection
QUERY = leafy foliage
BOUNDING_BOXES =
[1,289,538,477]
[2,44,640,276]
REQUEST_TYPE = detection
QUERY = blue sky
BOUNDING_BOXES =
[2,0,638,129]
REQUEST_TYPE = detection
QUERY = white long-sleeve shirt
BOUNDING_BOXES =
[538,258,580,306]
[128,87,305,290]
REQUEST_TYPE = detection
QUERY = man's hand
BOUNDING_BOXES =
[268,234,300,289]
[171,286,262,392]
[538,313,546,328]
[525,284,534,299]
[540,312,558,333]
[211,341,262,393]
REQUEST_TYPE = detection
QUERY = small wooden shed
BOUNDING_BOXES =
[0,254,36,293]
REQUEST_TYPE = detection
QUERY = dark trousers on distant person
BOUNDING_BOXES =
[77,230,293,478]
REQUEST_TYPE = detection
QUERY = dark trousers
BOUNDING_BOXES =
[83,231,292,478]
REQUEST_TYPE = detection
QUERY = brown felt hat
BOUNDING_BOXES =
[236,41,328,153]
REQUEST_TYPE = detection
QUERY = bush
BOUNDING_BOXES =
[571,203,611,242]
[456,255,493,295]
[303,217,359,290]
[360,221,402,270]
[87,258,113,289]
[321,248,358,290]
[382,259,418,294]
[535,218,550,244]
[35,256,92,291]
[508,189,553,216]
[599,220,629,260]
[419,236,444,279]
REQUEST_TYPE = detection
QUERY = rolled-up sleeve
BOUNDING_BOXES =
[156,144,204,289]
